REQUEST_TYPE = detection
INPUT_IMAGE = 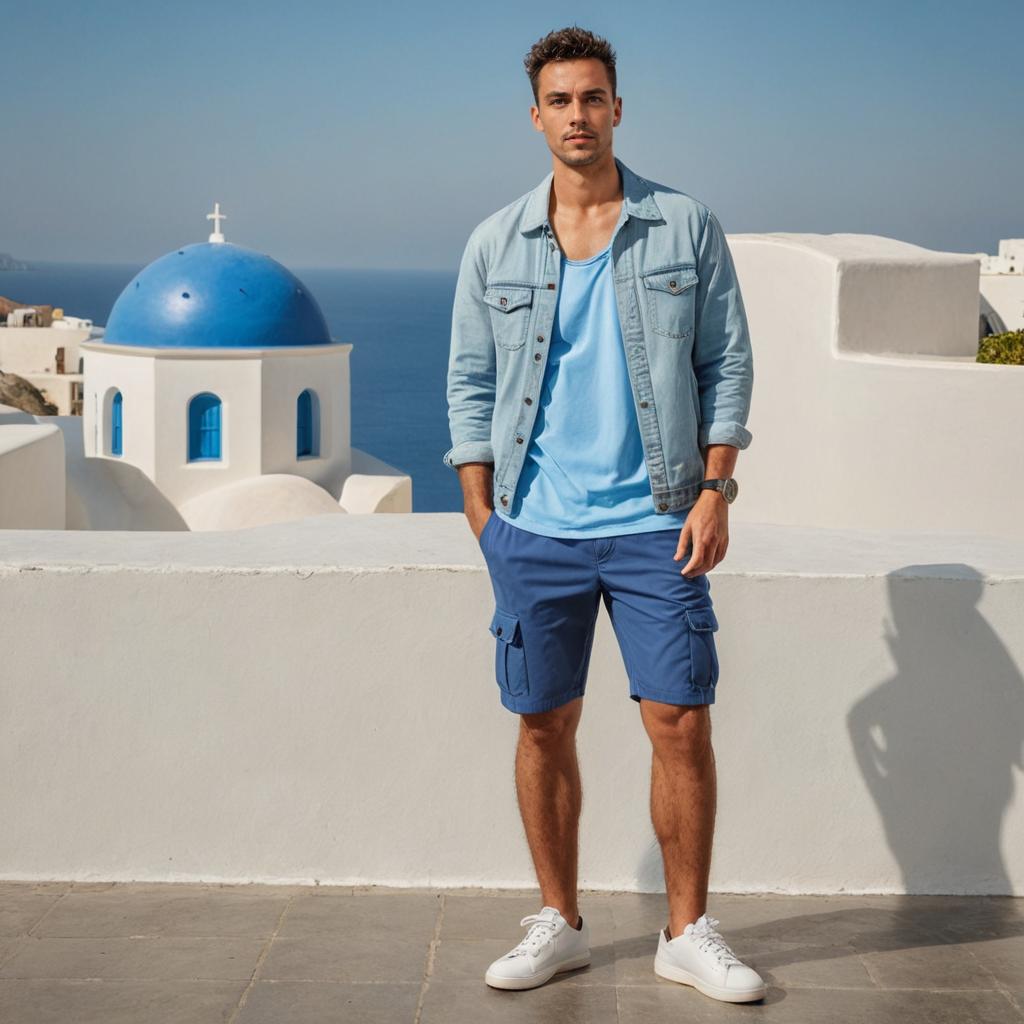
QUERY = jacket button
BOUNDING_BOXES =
[524,397,533,405]
[515,436,524,444]
[536,335,544,342]
[658,502,668,511]
[669,280,677,289]
[496,626,503,636]
[639,400,649,408]
[501,495,509,506]
[534,353,542,361]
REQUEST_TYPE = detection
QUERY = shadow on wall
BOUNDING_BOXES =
[846,565,1023,898]
[627,564,1024,972]
[626,565,1023,902]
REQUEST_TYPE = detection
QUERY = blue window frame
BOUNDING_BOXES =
[296,388,320,457]
[188,392,222,461]
[111,391,123,456]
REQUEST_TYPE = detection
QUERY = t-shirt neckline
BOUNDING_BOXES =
[563,242,612,267]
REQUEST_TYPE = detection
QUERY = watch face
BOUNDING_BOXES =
[723,478,738,502]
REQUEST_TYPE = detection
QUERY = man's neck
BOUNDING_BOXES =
[549,152,622,220]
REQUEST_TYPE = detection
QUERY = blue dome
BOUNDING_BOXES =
[103,242,333,348]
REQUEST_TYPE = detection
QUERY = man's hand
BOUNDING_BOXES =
[674,489,729,577]
[456,463,495,542]
[467,503,493,542]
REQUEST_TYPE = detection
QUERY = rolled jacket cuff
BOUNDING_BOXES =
[698,421,753,450]
[442,440,495,468]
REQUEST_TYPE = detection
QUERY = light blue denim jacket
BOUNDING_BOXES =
[443,156,753,515]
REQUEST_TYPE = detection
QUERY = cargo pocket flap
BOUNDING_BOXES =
[489,607,522,644]
[483,286,533,313]
[642,266,698,295]
[686,607,719,632]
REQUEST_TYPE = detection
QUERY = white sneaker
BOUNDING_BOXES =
[484,905,591,990]
[653,912,766,1002]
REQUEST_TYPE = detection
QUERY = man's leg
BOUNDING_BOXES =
[513,696,584,929]
[480,514,600,930]
[638,700,716,938]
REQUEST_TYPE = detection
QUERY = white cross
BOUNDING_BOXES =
[206,202,227,243]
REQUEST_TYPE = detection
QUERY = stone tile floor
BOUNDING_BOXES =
[0,882,1021,1022]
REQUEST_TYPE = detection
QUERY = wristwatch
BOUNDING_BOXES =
[700,478,739,503]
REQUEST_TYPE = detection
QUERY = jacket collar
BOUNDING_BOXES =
[518,156,662,234]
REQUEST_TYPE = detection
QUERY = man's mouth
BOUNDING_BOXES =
[566,134,594,141]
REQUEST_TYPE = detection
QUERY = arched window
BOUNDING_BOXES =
[296,388,320,457]
[188,392,222,461]
[111,391,123,456]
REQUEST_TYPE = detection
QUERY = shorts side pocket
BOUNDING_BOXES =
[478,510,496,552]
[489,607,529,697]
[685,606,720,688]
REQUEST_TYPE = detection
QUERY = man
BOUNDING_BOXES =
[443,26,763,1004]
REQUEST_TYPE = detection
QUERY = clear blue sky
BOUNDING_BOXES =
[2,0,1020,269]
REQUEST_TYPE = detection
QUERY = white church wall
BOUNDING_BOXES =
[259,345,352,490]
[79,341,367,518]
[82,346,157,470]
[726,234,1024,539]
[0,422,66,529]
[0,514,1022,895]
[152,352,264,506]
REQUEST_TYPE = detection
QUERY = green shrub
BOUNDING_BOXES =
[977,329,1024,365]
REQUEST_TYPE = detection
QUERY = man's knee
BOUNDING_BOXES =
[519,696,583,747]
[640,700,712,757]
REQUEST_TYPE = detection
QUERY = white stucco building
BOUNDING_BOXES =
[0,311,93,416]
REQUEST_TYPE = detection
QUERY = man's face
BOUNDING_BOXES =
[530,57,621,168]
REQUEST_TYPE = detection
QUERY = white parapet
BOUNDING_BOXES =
[0,514,1021,895]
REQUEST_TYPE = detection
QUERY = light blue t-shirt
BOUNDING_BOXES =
[496,241,693,539]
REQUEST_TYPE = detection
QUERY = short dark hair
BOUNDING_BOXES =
[524,26,617,104]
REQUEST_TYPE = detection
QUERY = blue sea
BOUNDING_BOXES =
[0,261,464,513]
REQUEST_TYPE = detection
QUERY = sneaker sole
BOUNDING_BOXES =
[654,954,766,1002]
[485,951,592,990]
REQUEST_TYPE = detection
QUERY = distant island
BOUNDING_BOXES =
[0,252,31,271]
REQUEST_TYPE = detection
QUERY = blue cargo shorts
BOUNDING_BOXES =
[477,511,720,714]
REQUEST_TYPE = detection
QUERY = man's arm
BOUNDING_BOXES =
[443,228,497,473]
[691,210,753,452]
[444,228,497,535]
[675,211,752,577]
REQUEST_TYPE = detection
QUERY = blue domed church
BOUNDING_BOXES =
[80,205,410,529]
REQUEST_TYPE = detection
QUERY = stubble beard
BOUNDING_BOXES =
[554,140,606,169]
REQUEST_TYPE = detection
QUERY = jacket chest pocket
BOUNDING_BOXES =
[641,265,698,339]
[483,285,534,350]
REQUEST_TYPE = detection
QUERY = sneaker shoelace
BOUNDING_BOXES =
[508,913,559,957]
[690,915,741,966]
